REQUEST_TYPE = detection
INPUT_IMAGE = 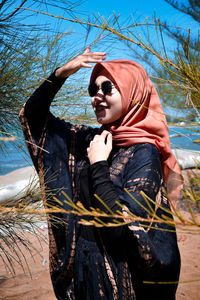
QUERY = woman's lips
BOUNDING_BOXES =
[95,105,108,112]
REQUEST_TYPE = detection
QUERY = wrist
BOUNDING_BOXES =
[89,160,110,184]
[89,159,107,166]
[48,69,67,86]
[55,67,69,79]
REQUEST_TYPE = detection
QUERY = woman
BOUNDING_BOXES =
[20,47,181,300]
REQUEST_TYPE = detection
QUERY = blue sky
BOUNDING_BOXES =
[82,0,178,20]
[15,1,198,53]
[51,0,197,30]
[83,0,198,31]
[19,0,197,60]
[11,0,199,118]
[18,0,197,40]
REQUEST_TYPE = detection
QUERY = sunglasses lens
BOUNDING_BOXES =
[102,81,112,95]
[88,83,98,97]
[88,81,113,97]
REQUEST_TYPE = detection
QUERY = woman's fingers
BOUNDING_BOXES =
[86,53,106,59]
[87,131,112,165]
[100,130,111,143]
[83,48,106,62]
[79,55,106,69]
[55,47,106,78]
[92,131,112,144]
[81,62,93,68]
[83,46,91,54]
[82,54,106,65]
[83,46,106,57]
[106,132,112,149]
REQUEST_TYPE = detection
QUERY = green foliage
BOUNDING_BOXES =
[1,0,200,277]
[0,0,91,274]
[165,0,200,23]
[24,1,200,122]
[125,1,200,120]
[0,0,92,136]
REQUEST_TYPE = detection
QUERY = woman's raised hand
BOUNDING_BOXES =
[55,47,106,78]
[87,130,112,165]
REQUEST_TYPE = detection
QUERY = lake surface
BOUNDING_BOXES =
[0,126,199,176]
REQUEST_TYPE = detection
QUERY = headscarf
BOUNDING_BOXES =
[90,59,182,207]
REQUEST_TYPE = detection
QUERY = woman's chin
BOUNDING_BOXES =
[96,112,106,124]
[96,116,119,125]
[97,117,105,124]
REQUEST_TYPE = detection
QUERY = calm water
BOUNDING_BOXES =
[0,126,199,176]
[168,126,200,151]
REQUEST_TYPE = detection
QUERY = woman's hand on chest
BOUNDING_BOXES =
[87,130,112,165]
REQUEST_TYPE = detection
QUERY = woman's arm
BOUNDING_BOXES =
[88,142,163,231]
[87,131,120,212]
[87,138,180,298]
[24,71,66,141]
[24,47,106,141]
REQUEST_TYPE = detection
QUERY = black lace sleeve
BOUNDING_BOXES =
[88,144,180,299]
[89,160,120,213]
[24,70,66,141]
[121,144,180,299]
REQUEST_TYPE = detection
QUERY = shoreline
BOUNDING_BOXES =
[0,147,200,203]
[0,193,199,299]
[168,124,199,127]
[0,166,39,204]
[0,162,199,299]
[0,218,200,300]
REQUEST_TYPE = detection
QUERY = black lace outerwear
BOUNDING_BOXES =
[19,71,180,300]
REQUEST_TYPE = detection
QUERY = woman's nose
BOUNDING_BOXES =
[95,89,105,100]
[97,87,104,95]
[93,97,103,107]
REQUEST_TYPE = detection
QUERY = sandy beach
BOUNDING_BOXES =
[0,219,200,300]
[0,167,200,299]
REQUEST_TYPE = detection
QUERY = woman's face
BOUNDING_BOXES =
[90,75,122,124]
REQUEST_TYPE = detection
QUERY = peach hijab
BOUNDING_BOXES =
[90,59,182,207]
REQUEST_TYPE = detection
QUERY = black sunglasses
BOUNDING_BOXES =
[88,81,114,97]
